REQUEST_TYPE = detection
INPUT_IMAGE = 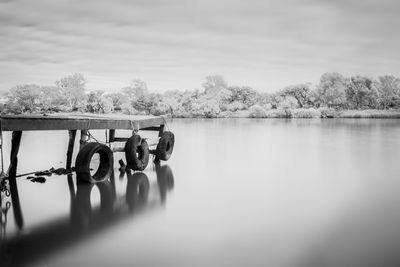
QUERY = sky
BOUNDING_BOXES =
[0,0,399,92]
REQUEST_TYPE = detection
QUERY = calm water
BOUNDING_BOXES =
[1,119,400,267]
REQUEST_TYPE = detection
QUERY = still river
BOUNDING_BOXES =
[1,118,400,267]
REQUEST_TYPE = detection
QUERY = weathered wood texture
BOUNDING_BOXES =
[0,114,170,131]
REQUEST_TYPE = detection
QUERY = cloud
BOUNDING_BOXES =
[0,0,400,92]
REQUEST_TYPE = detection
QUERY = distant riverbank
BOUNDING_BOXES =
[4,109,400,119]
[170,108,400,119]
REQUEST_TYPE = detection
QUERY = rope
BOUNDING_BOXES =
[86,119,91,131]
[87,131,107,145]
[162,116,171,132]
[130,120,137,133]
[84,118,107,145]
[0,180,9,197]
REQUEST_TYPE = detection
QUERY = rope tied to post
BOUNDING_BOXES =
[162,116,171,132]
[0,179,10,197]
[130,119,138,133]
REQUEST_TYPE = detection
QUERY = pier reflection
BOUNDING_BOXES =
[0,162,174,267]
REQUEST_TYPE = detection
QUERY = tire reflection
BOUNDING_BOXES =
[0,163,174,267]
[126,172,149,213]
[72,180,114,231]
[155,163,174,203]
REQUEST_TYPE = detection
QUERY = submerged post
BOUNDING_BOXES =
[66,130,77,170]
[8,131,24,230]
[9,131,22,174]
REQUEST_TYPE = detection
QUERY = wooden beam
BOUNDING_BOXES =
[140,126,162,131]
[112,137,129,142]
[111,138,158,152]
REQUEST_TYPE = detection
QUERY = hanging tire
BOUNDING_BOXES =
[75,142,114,183]
[155,131,175,161]
[125,134,150,171]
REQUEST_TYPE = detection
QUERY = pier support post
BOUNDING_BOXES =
[109,129,115,143]
[8,131,24,230]
[80,130,89,150]
[8,131,22,174]
[66,130,77,170]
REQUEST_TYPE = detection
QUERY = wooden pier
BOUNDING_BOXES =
[0,113,174,183]
[0,113,174,240]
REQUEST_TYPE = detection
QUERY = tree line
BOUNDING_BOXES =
[1,72,400,118]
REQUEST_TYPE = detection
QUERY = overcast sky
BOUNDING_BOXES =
[0,0,399,92]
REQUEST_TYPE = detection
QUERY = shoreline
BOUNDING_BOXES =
[4,109,400,119]
[170,109,400,119]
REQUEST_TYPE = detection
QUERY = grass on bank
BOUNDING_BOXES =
[238,107,400,119]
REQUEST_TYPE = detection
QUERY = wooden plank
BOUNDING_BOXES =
[112,137,130,142]
[140,126,163,131]
[0,114,171,131]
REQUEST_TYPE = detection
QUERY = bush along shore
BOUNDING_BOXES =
[2,73,400,119]
[244,107,400,119]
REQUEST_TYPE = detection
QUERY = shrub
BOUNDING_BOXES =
[226,101,246,112]
[292,108,321,118]
[338,109,400,118]
[191,99,221,118]
[318,107,337,118]
[150,101,171,116]
[248,105,266,118]
[265,108,289,118]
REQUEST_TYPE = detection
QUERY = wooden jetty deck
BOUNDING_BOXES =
[0,113,170,131]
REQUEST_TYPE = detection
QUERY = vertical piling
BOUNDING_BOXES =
[9,131,22,174]
[66,130,77,204]
[66,130,77,170]
[109,129,115,143]
[8,131,23,230]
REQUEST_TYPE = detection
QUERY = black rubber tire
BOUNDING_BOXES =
[155,131,175,161]
[75,142,114,183]
[125,135,150,171]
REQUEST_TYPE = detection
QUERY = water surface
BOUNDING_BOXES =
[1,119,400,267]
